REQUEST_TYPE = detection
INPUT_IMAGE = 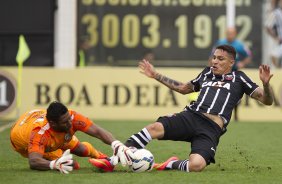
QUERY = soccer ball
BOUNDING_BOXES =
[129,148,154,173]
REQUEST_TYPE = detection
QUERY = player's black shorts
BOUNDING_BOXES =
[156,109,223,165]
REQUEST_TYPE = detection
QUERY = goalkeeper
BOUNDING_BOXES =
[10,101,134,174]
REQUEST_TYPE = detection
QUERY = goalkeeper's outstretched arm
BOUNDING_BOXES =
[28,149,73,174]
[85,123,115,145]
[29,152,52,171]
[85,123,136,166]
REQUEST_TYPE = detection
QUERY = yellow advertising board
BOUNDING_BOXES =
[1,67,281,122]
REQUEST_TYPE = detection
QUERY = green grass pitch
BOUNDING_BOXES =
[1,120,282,184]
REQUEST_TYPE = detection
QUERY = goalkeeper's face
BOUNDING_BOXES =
[50,112,72,133]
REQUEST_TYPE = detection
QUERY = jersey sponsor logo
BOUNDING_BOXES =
[202,81,230,90]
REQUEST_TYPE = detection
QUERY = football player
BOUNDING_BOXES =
[90,45,273,172]
[10,101,135,173]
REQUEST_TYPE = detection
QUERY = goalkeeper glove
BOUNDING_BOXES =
[111,140,136,167]
[49,149,73,174]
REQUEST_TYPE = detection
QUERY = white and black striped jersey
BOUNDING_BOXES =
[188,67,259,126]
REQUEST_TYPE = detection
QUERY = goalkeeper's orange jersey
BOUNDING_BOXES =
[10,109,93,157]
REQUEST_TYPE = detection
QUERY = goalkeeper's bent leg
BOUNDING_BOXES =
[124,128,152,148]
[72,142,108,159]
[81,142,108,158]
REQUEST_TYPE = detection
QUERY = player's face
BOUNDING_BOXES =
[211,49,234,75]
[51,112,72,133]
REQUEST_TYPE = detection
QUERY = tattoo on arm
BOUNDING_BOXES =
[263,84,272,98]
[262,84,273,105]
[156,73,180,89]
[162,76,180,87]
[252,85,273,105]
[155,73,193,94]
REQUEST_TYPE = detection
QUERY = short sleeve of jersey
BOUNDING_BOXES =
[238,71,259,96]
[190,67,210,92]
[28,127,48,155]
[70,110,93,132]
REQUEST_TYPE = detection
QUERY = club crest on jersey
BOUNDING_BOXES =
[225,74,234,81]
[202,81,230,90]
[64,133,71,141]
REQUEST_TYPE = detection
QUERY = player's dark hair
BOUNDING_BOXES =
[216,44,236,60]
[46,101,68,122]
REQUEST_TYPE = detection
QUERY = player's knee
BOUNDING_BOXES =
[189,160,206,172]
[188,154,207,172]
[145,122,164,139]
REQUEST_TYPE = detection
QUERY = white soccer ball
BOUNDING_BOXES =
[129,148,154,173]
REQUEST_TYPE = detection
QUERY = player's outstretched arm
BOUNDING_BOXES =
[85,124,115,145]
[28,152,52,171]
[29,149,73,174]
[85,124,136,167]
[251,65,273,105]
[139,59,194,94]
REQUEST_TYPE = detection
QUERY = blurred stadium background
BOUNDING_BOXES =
[0,0,281,122]
[0,0,282,183]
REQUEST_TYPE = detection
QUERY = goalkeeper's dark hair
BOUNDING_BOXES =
[46,101,68,123]
[216,44,236,60]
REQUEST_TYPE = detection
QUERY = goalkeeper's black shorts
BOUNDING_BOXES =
[156,108,222,165]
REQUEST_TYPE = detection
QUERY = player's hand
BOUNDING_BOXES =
[259,64,273,86]
[111,140,136,167]
[49,149,73,174]
[139,59,157,79]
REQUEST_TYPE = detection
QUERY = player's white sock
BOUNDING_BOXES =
[125,128,152,148]
[172,160,189,172]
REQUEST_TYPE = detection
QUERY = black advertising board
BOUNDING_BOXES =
[0,0,55,66]
[78,0,262,67]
